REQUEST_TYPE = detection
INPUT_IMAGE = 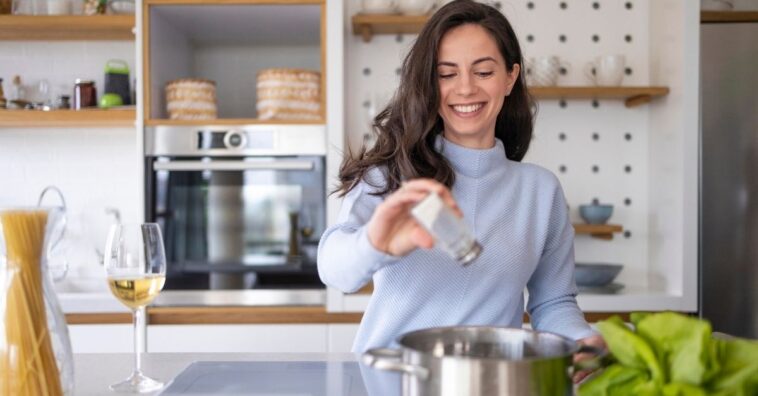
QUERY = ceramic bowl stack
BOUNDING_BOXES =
[256,68,321,121]
[165,78,218,120]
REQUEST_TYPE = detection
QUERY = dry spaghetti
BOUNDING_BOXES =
[0,210,63,396]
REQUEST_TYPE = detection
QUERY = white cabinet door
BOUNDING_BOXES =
[147,324,328,353]
[327,324,360,353]
[68,324,134,353]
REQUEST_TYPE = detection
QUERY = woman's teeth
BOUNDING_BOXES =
[452,103,484,113]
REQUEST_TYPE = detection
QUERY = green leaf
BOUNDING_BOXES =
[596,316,665,381]
[630,312,651,328]
[578,364,650,396]
[662,382,707,396]
[635,312,719,386]
[706,338,758,395]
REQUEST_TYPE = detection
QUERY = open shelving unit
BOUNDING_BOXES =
[530,86,669,108]
[701,11,758,23]
[0,15,135,40]
[573,224,624,240]
[0,108,136,128]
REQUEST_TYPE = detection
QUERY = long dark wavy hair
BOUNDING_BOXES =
[336,0,534,197]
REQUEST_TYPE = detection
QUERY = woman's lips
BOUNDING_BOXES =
[450,102,485,118]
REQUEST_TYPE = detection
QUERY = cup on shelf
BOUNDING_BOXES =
[361,0,397,14]
[525,56,570,87]
[397,0,433,15]
[579,203,614,225]
[584,55,626,86]
[46,0,69,15]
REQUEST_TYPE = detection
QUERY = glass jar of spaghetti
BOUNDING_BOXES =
[0,208,74,396]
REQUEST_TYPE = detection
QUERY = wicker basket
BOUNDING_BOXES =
[165,78,217,120]
[256,69,321,121]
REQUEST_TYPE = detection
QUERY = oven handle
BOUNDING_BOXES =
[152,159,314,171]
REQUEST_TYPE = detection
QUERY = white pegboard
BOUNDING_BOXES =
[345,0,653,289]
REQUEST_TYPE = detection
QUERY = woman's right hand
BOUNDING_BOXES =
[366,178,462,257]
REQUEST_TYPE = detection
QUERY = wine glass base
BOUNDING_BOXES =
[110,371,164,393]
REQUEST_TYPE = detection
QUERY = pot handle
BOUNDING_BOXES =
[362,348,430,380]
[570,344,612,374]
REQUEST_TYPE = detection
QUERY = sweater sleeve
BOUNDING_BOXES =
[526,180,596,341]
[317,174,400,293]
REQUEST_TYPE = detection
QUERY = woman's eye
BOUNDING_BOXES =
[476,71,494,78]
[439,73,456,79]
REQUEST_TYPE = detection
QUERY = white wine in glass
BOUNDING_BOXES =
[104,223,166,393]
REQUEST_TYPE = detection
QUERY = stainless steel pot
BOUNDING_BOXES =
[363,326,602,396]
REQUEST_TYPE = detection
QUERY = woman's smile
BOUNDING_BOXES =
[450,102,487,118]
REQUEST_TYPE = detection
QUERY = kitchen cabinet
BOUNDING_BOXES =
[147,324,329,353]
[69,324,134,353]
[143,0,326,124]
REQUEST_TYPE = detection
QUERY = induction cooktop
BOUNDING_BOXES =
[159,360,401,396]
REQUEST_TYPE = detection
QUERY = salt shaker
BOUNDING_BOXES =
[411,191,482,265]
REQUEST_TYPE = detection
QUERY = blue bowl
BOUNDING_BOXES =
[575,263,623,287]
[579,204,613,224]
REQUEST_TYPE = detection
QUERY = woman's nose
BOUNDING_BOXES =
[455,73,477,97]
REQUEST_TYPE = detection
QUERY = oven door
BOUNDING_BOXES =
[146,156,326,290]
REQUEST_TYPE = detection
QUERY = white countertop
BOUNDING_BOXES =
[74,353,360,396]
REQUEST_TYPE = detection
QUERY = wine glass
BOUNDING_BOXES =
[104,223,166,393]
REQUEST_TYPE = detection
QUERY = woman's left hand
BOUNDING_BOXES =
[572,334,606,384]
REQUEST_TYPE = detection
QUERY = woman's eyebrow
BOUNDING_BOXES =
[437,57,498,67]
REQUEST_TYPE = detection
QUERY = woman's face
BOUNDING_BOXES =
[437,24,520,149]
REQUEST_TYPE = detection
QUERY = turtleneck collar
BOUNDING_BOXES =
[435,134,509,179]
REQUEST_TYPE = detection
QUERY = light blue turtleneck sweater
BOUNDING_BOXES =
[318,136,594,352]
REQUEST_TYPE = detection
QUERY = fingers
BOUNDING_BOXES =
[572,370,592,384]
[399,178,463,217]
[410,225,435,249]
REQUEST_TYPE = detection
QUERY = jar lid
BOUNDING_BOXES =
[74,79,95,85]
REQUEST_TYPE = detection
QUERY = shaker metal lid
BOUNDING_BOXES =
[74,79,95,85]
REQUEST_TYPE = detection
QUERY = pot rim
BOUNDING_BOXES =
[395,325,581,363]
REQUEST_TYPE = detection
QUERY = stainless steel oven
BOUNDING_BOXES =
[145,125,327,290]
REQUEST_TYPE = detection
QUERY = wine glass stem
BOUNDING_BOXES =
[133,306,146,375]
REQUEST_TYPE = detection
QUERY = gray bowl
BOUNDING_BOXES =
[574,263,623,287]
[579,204,613,224]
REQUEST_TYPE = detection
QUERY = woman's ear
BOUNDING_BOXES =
[505,63,521,96]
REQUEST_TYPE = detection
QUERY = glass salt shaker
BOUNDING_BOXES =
[411,191,482,265]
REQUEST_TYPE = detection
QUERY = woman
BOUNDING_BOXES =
[318,0,603,376]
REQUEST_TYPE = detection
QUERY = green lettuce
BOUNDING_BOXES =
[578,312,758,396]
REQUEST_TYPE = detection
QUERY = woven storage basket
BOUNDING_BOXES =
[256,69,321,121]
[165,78,217,120]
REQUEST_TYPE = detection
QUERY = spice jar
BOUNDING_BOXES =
[73,79,96,109]
[411,191,482,266]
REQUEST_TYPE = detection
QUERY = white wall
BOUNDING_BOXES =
[0,41,139,273]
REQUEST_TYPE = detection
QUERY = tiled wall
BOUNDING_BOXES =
[0,41,138,271]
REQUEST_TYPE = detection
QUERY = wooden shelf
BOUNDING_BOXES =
[0,108,136,128]
[0,15,135,40]
[573,224,623,240]
[530,86,669,108]
[352,13,427,42]
[145,118,325,126]
[701,11,758,23]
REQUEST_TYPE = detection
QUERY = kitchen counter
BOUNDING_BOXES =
[74,352,395,395]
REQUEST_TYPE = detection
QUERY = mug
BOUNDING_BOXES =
[397,0,433,15]
[585,55,626,86]
[361,0,396,13]
[525,56,571,87]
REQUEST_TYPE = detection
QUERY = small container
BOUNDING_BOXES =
[411,191,482,265]
[56,94,71,109]
[73,79,96,109]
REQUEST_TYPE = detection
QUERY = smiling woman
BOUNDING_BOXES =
[318,0,603,361]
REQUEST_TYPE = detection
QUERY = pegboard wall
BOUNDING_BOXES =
[345,0,653,289]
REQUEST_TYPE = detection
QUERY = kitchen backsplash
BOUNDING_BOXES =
[345,0,652,288]
[0,41,138,271]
